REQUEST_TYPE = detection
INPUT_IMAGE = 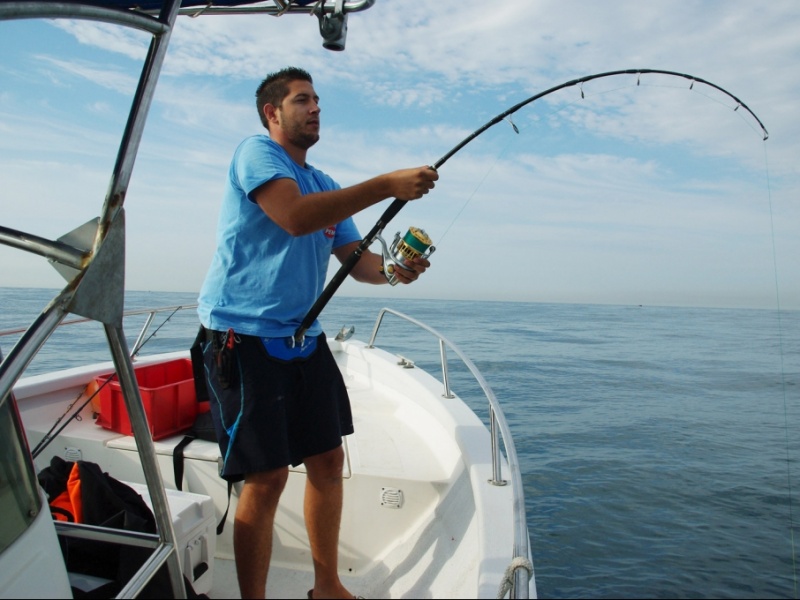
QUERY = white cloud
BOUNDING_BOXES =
[54,20,149,61]
[35,54,140,94]
[1,1,797,308]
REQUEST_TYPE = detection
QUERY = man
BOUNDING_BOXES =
[197,66,438,599]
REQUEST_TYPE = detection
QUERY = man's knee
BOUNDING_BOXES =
[304,445,344,484]
[243,467,290,503]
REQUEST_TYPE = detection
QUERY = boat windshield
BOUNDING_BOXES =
[0,390,42,556]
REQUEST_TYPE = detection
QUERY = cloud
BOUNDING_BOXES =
[35,54,139,94]
[54,20,149,61]
[1,1,798,307]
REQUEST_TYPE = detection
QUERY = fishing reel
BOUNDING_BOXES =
[376,226,436,286]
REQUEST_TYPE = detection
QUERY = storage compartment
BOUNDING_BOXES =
[126,482,216,595]
[95,359,197,440]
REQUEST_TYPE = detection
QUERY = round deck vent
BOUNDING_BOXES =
[64,446,83,462]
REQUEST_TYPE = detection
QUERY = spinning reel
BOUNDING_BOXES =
[376,226,436,286]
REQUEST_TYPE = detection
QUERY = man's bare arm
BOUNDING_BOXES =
[253,167,438,237]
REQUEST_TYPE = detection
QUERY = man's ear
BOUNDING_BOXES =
[263,103,279,128]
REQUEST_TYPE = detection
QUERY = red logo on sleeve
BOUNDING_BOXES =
[324,226,336,238]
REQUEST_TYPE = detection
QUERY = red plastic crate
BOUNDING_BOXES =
[95,358,197,440]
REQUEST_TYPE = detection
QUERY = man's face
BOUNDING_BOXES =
[274,79,321,150]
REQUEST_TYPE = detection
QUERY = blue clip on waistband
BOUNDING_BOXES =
[262,335,318,361]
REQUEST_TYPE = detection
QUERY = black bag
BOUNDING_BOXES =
[190,325,210,402]
[178,326,220,478]
[38,457,206,598]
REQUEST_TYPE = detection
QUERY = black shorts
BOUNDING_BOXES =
[202,331,354,482]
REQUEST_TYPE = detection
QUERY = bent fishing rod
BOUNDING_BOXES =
[293,68,769,344]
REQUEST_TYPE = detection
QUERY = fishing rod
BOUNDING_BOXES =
[293,68,769,344]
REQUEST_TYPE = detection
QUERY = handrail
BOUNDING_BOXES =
[173,0,376,17]
[0,1,170,33]
[366,307,531,599]
[0,303,199,339]
[127,303,197,355]
[0,0,375,22]
[0,0,188,595]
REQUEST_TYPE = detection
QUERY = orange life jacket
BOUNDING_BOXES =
[48,462,83,523]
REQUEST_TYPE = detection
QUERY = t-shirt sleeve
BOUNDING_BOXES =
[233,137,296,203]
[332,216,362,249]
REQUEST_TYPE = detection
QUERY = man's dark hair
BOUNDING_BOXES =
[255,67,313,129]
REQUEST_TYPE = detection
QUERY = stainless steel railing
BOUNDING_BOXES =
[3,301,533,598]
[366,307,532,599]
[0,2,187,592]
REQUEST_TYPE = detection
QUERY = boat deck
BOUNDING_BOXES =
[14,340,511,598]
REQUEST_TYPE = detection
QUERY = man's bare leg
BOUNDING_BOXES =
[234,468,289,599]
[303,445,354,599]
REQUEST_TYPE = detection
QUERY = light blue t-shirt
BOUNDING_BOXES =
[197,135,361,337]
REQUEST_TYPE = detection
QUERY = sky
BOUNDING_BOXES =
[1,0,798,309]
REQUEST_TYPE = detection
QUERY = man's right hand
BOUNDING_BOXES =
[255,165,439,237]
[387,166,439,200]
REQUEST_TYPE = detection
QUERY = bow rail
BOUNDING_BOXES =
[366,307,531,599]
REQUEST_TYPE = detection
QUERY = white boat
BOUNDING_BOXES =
[0,1,534,598]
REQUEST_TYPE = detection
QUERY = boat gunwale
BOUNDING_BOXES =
[7,302,535,598]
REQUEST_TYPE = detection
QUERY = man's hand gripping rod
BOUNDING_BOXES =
[293,195,410,345]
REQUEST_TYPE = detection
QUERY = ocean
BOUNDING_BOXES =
[1,287,798,599]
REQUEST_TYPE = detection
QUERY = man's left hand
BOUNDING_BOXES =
[393,256,430,284]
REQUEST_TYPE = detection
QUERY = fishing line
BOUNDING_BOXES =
[295,69,769,343]
[388,72,788,594]
[633,81,768,140]
[436,78,716,247]
[762,139,798,596]
[436,84,618,247]
[435,122,522,247]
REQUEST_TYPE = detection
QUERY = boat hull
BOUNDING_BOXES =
[9,338,533,598]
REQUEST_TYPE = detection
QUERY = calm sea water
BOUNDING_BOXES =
[2,287,798,599]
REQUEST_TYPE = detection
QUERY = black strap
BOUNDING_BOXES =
[173,434,196,492]
[49,505,75,522]
[190,326,210,402]
[172,434,232,535]
[217,482,232,536]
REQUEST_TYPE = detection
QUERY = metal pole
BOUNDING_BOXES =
[104,323,185,599]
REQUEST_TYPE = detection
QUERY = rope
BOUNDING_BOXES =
[497,555,533,599]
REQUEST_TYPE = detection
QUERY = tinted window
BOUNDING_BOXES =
[0,394,42,554]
